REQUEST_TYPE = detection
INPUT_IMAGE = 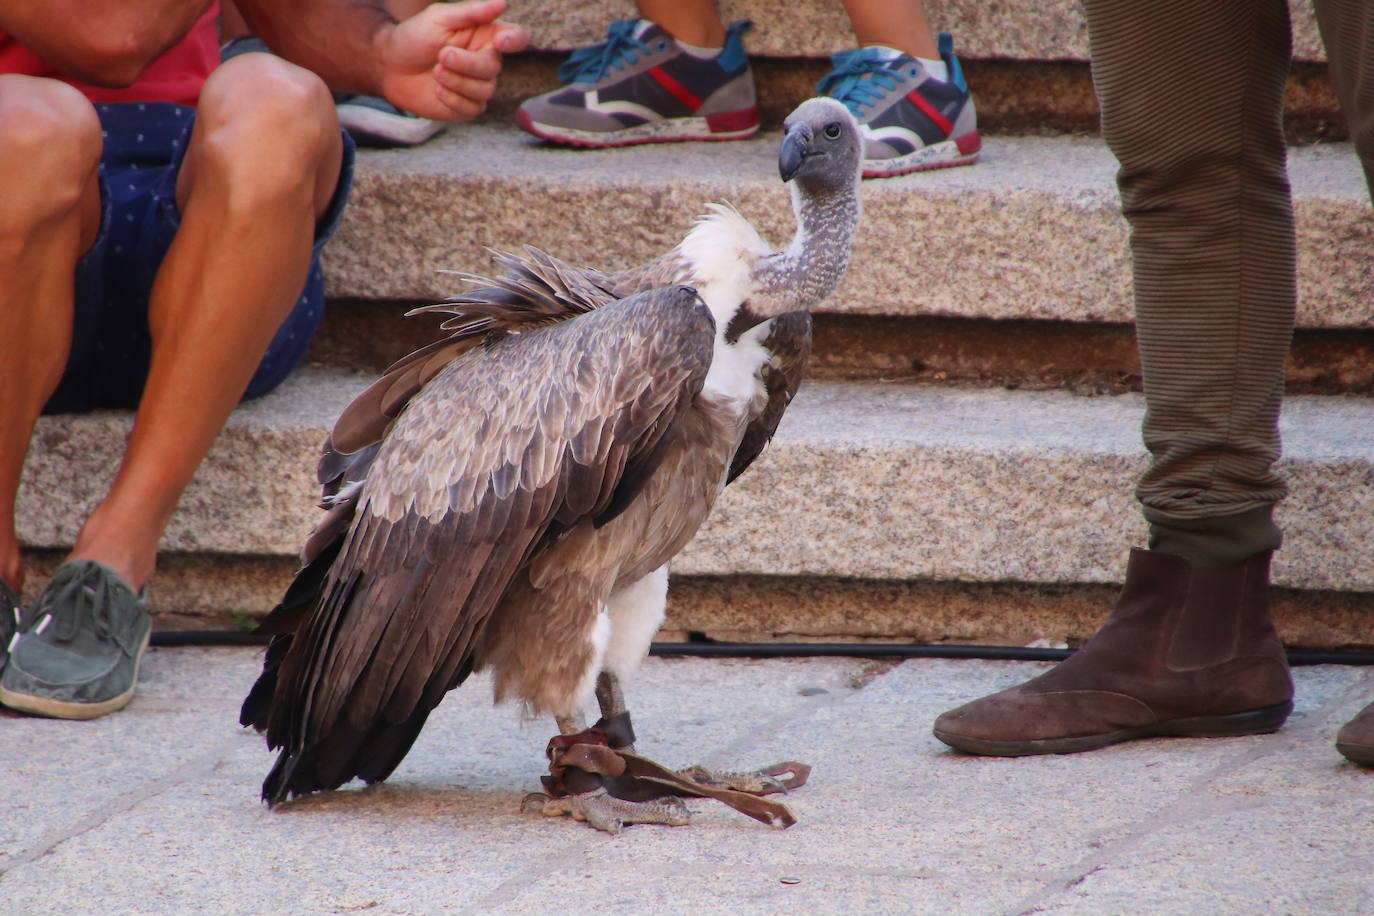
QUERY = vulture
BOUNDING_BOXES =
[240,97,863,833]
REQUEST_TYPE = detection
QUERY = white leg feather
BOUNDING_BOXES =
[602,565,669,683]
[567,608,611,717]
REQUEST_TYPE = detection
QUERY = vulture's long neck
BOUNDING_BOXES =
[757,179,860,308]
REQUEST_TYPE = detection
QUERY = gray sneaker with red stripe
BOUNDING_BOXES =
[516,19,760,147]
[818,33,980,178]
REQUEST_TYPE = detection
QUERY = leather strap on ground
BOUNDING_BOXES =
[540,730,810,828]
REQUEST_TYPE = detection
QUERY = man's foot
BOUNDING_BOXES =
[335,95,446,148]
[0,578,19,671]
[1337,701,1374,766]
[933,549,1294,756]
[0,560,151,719]
[818,33,980,178]
[516,19,760,147]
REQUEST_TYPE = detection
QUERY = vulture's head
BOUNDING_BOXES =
[778,97,863,192]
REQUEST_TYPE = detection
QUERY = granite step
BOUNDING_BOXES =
[18,370,1374,628]
[321,126,1371,329]
[489,0,1335,135]
[504,0,1327,62]
[491,0,1339,137]
[491,54,1342,144]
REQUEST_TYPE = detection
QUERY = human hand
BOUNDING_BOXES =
[377,0,528,122]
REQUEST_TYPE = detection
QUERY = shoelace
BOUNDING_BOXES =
[559,19,651,84]
[26,563,126,645]
[1,579,18,639]
[817,51,906,116]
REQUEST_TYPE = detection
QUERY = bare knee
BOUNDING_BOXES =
[187,56,339,211]
[0,76,102,231]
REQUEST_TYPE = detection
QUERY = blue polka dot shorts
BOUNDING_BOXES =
[44,101,356,414]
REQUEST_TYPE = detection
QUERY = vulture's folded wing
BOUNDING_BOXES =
[727,310,812,484]
[328,246,624,458]
[249,286,716,803]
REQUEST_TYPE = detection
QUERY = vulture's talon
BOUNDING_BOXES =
[675,763,805,796]
[521,792,553,815]
[761,760,812,791]
[533,788,691,834]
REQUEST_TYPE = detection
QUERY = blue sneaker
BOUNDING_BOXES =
[818,33,980,178]
[517,19,760,147]
[0,561,151,719]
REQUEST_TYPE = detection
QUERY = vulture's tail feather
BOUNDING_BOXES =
[259,693,434,804]
[240,499,353,734]
[239,634,294,732]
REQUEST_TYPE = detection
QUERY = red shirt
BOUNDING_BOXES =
[0,5,219,106]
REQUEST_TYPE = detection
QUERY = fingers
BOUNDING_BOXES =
[433,81,489,121]
[381,0,527,123]
[490,21,529,54]
[431,54,498,118]
[424,0,510,34]
[437,45,502,82]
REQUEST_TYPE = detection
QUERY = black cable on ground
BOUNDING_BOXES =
[150,630,1374,666]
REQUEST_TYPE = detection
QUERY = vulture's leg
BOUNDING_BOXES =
[594,669,634,753]
[525,695,692,833]
[524,584,690,833]
[596,568,800,796]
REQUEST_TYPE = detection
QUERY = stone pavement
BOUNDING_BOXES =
[3,646,1373,914]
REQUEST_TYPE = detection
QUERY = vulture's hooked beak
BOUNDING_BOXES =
[778,124,811,182]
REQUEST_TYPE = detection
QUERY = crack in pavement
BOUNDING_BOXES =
[0,733,243,877]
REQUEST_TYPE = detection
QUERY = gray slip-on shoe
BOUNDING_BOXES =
[336,94,446,148]
[0,560,150,720]
[0,578,19,671]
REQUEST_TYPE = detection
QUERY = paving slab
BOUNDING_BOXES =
[2,647,1371,915]
[321,126,1371,328]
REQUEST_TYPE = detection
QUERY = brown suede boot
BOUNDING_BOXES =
[1336,701,1374,766]
[933,548,1293,756]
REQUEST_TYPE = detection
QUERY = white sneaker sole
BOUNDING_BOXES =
[863,136,981,177]
[517,109,759,148]
[0,628,150,720]
[338,105,446,146]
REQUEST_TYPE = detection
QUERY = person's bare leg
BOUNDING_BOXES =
[64,54,342,592]
[222,0,431,42]
[841,0,939,58]
[219,0,251,40]
[0,76,104,596]
[634,0,725,47]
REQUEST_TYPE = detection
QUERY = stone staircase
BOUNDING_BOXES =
[17,1,1373,648]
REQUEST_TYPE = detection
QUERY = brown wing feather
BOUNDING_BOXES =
[728,310,813,484]
[330,246,626,456]
[251,286,715,803]
[602,250,692,298]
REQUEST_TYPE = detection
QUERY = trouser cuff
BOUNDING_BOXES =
[1145,504,1282,567]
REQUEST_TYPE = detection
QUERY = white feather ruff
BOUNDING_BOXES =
[678,203,770,328]
[679,203,774,404]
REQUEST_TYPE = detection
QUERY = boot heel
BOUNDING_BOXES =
[1158,700,1294,738]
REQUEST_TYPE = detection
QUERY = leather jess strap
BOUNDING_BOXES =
[541,723,810,829]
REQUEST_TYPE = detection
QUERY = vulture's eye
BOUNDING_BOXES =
[823,122,842,140]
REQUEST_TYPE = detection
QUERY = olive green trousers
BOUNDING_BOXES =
[1083,0,1374,564]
